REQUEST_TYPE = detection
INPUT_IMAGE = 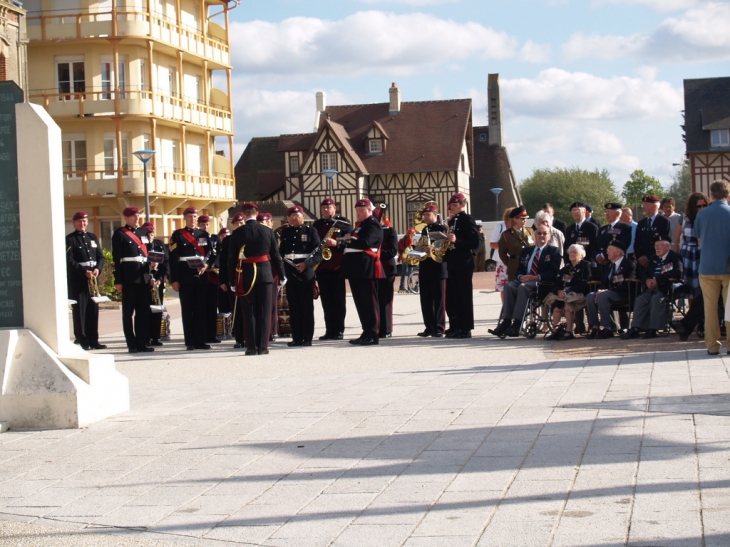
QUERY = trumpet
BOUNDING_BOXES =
[88,275,111,303]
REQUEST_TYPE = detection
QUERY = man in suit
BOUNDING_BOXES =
[416,204,448,337]
[595,203,632,267]
[634,195,671,268]
[66,211,106,350]
[564,202,599,260]
[341,198,384,345]
[227,203,285,355]
[585,240,637,339]
[622,237,682,339]
[489,227,561,337]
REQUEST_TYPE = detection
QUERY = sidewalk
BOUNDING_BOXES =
[2,288,729,547]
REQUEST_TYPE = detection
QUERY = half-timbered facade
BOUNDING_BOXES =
[684,77,730,196]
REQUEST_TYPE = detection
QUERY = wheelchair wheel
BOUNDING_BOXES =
[407,269,420,294]
[524,322,538,339]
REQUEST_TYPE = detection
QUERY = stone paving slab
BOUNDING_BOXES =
[2,289,730,546]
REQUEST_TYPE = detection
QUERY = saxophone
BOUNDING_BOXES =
[320,223,339,261]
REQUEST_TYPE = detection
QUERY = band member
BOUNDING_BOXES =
[170,207,212,351]
[444,192,481,339]
[374,206,398,338]
[141,221,168,346]
[66,211,106,350]
[635,195,671,268]
[341,198,384,345]
[197,214,221,344]
[257,211,279,341]
[416,204,448,337]
[227,203,285,356]
[313,198,354,340]
[112,206,153,353]
[280,206,321,346]
[216,227,231,315]
[219,213,245,348]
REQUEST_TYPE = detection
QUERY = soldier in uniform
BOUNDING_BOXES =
[197,214,222,344]
[313,198,354,340]
[66,211,106,350]
[374,206,398,338]
[227,203,285,355]
[634,195,671,268]
[498,206,534,282]
[140,221,168,346]
[443,192,481,339]
[280,206,322,347]
[112,206,153,353]
[219,213,245,348]
[257,212,279,341]
[342,198,384,345]
[169,207,212,351]
[216,227,231,315]
[416,204,448,337]
[595,203,633,270]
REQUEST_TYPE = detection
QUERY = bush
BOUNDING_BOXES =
[98,249,121,301]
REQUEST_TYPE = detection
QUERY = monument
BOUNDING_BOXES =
[0,81,129,430]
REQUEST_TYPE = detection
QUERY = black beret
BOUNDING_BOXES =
[604,202,623,210]
[656,235,672,243]
[609,239,627,252]
[584,203,594,213]
[509,206,528,219]
[569,202,586,210]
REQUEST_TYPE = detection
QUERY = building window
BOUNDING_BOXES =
[103,134,129,177]
[62,136,87,179]
[289,155,299,174]
[101,58,127,100]
[479,133,487,142]
[320,152,337,171]
[56,59,85,101]
[461,154,465,172]
[711,129,730,148]
[0,54,6,81]
[369,139,382,153]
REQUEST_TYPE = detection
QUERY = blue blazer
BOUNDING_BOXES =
[516,244,561,282]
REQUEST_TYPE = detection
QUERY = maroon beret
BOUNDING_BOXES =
[355,198,373,208]
[231,213,245,223]
[286,206,304,216]
[256,212,273,222]
[241,202,258,211]
[182,206,198,216]
[321,198,335,206]
[422,204,438,213]
[448,192,467,205]
[197,215,211,223]
[140,221,154,231]
[642,195,661,204]
[72,211,88,221]
[123,206,140,217]
[218,227,230,236]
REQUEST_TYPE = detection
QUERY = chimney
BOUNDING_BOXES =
[487,74,503,147]
[314,91,326,131]
[389,82,401,116]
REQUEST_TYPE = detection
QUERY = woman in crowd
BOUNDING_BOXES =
[490,207,513,301]
[534,210,565,259]
[673,192,709,303]
[544,244,591,340]
[498,206,534,281]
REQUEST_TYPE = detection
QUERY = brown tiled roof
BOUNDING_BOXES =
[234,137,281,201]
[278,133,317,152]
[320,99,473,175]
[256,170,286,200]
[470,126,521,222]
[684,77,730,153]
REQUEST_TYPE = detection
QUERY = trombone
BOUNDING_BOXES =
[88,275,111,303]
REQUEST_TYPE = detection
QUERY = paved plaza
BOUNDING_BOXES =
[1,287,730,547]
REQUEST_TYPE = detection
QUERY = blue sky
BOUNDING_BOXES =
[226,0,730,190]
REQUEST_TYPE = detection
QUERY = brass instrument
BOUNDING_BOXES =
[433,223,455,262]
[88,275,111,303]
[403,201,442,266]
[150,280,166,313]
[321,224,338,261]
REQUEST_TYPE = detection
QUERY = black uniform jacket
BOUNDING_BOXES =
[418,224,448,279]
[599,257,637,298]
[515,245,562,282]
[219,236,231,287]
[227,219,285,286]
[313,215,353,272]
[634,215,671,261]
[66,230,104,290]
[169,227,212,284]
[564,221,599,259]
[640,250,683,296]
[595,221,633,260]
[554,259,592,296]
[280,224,322,283]
[148,238,168,282]
[444,211,481,271]
[380,226,398,278]
[341,215,384,280]
[112,225,151,285]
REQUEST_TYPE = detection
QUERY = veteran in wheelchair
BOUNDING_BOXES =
[489,227,562,338]
[621,236,683,340]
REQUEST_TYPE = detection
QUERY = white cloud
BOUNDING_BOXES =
[519,40,552,63]
[581,128,625,155]
[609,154,642,173]
[359,0,457,4]
[500,68,683,121]
[562,33,647,61]
[591,0,711,11]
[509,134,575,155]
[230,11,522,76]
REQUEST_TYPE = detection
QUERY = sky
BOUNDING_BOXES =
[225,0,730,191]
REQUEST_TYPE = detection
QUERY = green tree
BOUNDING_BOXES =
[519,167,620,225]
[621,169,664,211]
[665,160,692,212]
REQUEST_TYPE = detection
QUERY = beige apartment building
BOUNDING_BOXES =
[25,0,237,244]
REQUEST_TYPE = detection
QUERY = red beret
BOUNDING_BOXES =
[241,202,258,211]
[448,192,467,205]
[355,198,373,208]
[72,211,88,221]
[231,213,245,223]
[218,228,230,236]
[406,228,416,235]
[182,206,198,216]
[642,195,661,204]
[197,215,210,223]
[422,204,438,213]
[256,212,273,222]
[140,222,154,231]
[286,206,303,216]
[123,206,140,217]
[321,198,335,206]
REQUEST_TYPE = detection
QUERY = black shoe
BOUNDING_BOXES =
[128,348,138,353]
[258,349,269,355]
[208,339,222,344]
[269,335,276,342]
[433,331,444,338]
[74,339,80,345]
[545,326,566,341]
[586,329,598,339]
[504,320,521,337]
[319,333,334,340]
[288,341,303,347]
[359,337,379,346]
[334,332,344,340]
[379,333,392,338]
[621,328,640,340]
[195,344,211,350]
[348,338,362,345]
[245,350,257,356]
[80,343,90,350]
[455,331,472,339]
[303,341,312,346]
[672,321,689,341]
[643,329,657,339]
[488,320,511,337]
[417,330,432,337]
[138,346,155,353]
[596,329,614,339]
[186,345,196,351]
[233,343,243,349]
[445,329,460,338]
[89,343,107,350]
[149,340,163,347]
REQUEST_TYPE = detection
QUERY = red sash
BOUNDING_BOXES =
[365,247,383,279]
[123,227,148,257]
[179,229,206,256]
[241,255,269,264]
[234,255,269,296]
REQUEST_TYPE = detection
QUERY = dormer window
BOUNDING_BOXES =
[289,155,299,174]
[711,129,729,148]
[479,133,487,142]
[369,139,383,154]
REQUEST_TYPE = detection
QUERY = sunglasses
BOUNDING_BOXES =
[696,203,706,208]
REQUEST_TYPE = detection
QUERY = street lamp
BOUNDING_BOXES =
[489,187,503,220]
[133,149,156,223]
[322,169,338,199]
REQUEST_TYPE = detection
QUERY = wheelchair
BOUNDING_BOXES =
[495,281,556,339]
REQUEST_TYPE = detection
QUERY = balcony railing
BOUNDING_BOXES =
[29,87,232,134]
[27,9,229,66]
[64,167,234,201]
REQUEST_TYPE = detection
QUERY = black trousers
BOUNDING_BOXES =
[179,277,208,346]
[288,279,315,343]
[446,269,474,332]
[70,285,100,346]
[241,282,273,352]
[121,283,150,350]
[420,277,446,334]
[317,269,347,336]
[218,286,231,313]
[377,276,395,336]
[149,284,164,342]
[206,282,219,341]
[229,290,244,344]
[349,278,379,340]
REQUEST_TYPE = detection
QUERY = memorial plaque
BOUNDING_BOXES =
[0,82,24,328]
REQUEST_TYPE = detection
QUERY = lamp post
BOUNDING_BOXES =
[322,169,338,199]
[489,187,503,221]
[133,149,156,223]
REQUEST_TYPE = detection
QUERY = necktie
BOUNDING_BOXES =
[530,249,540,275]
[609,263,616,281]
